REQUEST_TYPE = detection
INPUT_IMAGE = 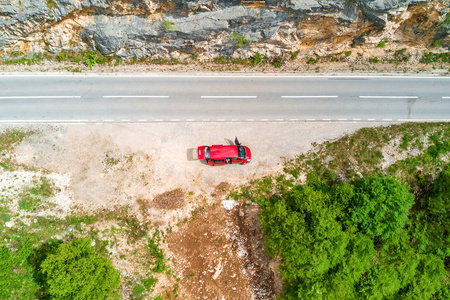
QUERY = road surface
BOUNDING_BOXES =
[0,75,449,123]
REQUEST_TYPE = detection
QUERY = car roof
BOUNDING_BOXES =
[209,145,239,158]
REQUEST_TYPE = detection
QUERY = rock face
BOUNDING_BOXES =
[0,0,448,59]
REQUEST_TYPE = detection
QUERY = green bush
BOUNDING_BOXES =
[41,238,121,300]
[369,57,379,63]
[272,55,284,68]
[289,49,300,61]
[307,57,318,64]
[431,40,442,48]
[376,38,388,48]
[162,20,175,31]
[420,52,450,64]
[250,53,263,66]
[231,33,252,47]
[344,51,352,56]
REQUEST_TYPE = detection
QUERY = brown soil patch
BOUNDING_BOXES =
[167,204,254,299]
[212,182,231,197]
[153,188,185,210]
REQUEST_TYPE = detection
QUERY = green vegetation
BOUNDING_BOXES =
[162,20,175,31]
[250,52,263,66]
[230,122,450,299]
[307,56,318,64]
[272,55,284,68]
[392,48,410,63]
[47,0,57,10]
[0,128,33,170]
[431,40,442,48]
[231,33,252,47]
[376,38,388,48]
[420,52,450,64]
[289,50,300,61]
[369,57,379,63]
[344,51,352,56]
[442,12,450,28]
[41,238,121,299]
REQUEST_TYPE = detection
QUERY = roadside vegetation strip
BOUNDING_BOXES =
[0,49,448,71]
[0,128,176,299]
[229,121,450,299]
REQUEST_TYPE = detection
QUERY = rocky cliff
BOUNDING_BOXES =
[0,0,448,61]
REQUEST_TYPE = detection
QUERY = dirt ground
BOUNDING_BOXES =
[2,121,388,299]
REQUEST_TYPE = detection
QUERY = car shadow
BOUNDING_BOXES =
[224,138,234,145]
[186,148,197,161]
[186,148,212,165]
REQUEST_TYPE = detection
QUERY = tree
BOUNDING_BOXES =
[41,238,120,300]
[343,177,414,239]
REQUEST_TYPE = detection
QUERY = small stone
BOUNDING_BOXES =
[5,222,12,228]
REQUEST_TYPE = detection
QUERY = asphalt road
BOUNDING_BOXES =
[0,75,449,123]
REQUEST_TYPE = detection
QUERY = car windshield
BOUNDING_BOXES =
[204,146,210,159]
[237,146,246,159]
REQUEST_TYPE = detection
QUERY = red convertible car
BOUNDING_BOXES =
[197,138,251,166]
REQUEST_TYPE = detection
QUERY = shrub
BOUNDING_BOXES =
[431,40,442,49]
[231,33,252,47]
[250,52,262,66]
[289,49,300,61]
[41,238,121,300]
[376,38,388,48]
[369,57,379,63]
[419,52,450,64]
[162,20,175,31]
[344,51,352,56]
[307,57,318,64]
[272,55,284,68]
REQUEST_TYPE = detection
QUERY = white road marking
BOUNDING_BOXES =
[138,119,148,122]
[359,96,418,99]
[170,119,180,121]
[306,118,315,121]
[103,95,169,98]
[322,118,331,121]
[367,119,376,121]
[275,119,283,121]
[337,118,348,121]
[247,119,255,121]
[382,119,393,121]
[442,97,450,99]
[103,119,114,122]
[0,120,88,123]
[201,96,257,99]
[281,96,338,98]
[352,118,362,121]
[0,96,81,99]
[260,119,268,121]
[155,119,164,122]
[186,119,195,122]
[289,118,299,121]
[217,119,225,121]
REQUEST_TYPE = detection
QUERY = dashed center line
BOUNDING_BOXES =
[281,96,338,98]
[443,97,450,99]
[0,96,81,99]
[201,96,257,99]
[103,95,169,98]
[359,96,418,99]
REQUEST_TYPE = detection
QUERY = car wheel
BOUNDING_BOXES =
[240,162,247,165]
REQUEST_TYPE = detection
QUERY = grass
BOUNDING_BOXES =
[231,33,252,47]
[0,129,34,170]
[18,177,57,212]
[307,57,318,64]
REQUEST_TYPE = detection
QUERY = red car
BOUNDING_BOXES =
[197,138,251,166]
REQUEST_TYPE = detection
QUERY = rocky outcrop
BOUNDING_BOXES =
[0,0,448,60]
